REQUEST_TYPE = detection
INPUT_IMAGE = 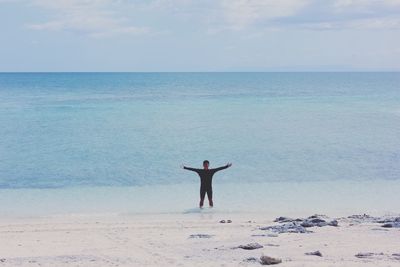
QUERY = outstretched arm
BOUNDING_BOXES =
[212,162,232,172]
[181,164,201,173]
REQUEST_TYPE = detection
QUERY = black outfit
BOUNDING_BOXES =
[184,165,229,200]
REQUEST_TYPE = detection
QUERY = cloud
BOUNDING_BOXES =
[26,0,150,37]
[22,0,400,37]
[220,0,310,30]
[334,0,400,9]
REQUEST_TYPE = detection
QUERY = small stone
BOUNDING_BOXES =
[238,242,263,250]
[274,216,293,222]
[219,220,226,223]
[265,243,280,247]
[355,252,374,258]
[227,219,232,223]
[244,257,258,262]
[305,251,323,257]
[328,220,339,227]
[260,255,282,265]
[189,234,213,238]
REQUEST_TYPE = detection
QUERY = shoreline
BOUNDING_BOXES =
[1,179,399,218]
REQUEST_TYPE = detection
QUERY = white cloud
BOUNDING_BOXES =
[334,0,400,8]
[220,0,310,30]
[22,0,400,36]
[26,0,149,37]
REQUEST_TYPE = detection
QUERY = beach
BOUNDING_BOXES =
[1,0,400,264]
[1,212,399,267]
[1,73,399,266]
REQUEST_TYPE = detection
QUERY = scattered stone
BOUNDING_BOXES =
[260,255,282,265]
[348,215,400,227]
[300,216,338,228]
[219,220,226,223]
[265,243,279,247]
[238,243,263,250]
[266,215,338,234]
[189,234,213,239]
[305,251,323,257]
[227,220,232,223]
[260,222,312,234]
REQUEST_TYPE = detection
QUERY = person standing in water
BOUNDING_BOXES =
[181,160,232,208]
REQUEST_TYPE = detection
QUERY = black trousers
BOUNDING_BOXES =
[200,185,212,200]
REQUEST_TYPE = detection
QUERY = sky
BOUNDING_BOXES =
[0,0,400,71]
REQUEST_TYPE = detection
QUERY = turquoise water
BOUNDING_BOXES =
[0,73,399,190]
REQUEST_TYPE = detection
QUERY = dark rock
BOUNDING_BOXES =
[355,252,374,258]
[219,220,226,223]
[379,217,400,228]
[355,252,383,258]
[301,216,338,228]
[238,242,263,250]
[270,215,338,232]
[274,216,293,223]
[381,222,400,228]
[274,216,302,223]
[328,220,339,227]
[260,255,282,265]
[260,222,312,234]
[189,234,213,238]
[227,219,232,223]
[305,251,323,257]
[0,259,5,263]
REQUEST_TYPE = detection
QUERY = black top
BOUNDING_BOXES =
[184,165,229,188]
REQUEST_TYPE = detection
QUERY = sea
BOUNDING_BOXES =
[0,72,399,217]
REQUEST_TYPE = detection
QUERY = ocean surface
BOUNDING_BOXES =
[0,72,399,216]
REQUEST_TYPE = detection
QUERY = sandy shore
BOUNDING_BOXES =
[0,211,399,267]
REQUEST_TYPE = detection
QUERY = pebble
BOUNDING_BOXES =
[260,255,282,265]
[305,251,323,257]
[189,234,214,239]
[237,242,263,250]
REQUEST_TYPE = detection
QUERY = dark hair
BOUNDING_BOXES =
[203,160,209,165]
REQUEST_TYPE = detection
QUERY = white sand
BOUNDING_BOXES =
[0,212,399,267]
